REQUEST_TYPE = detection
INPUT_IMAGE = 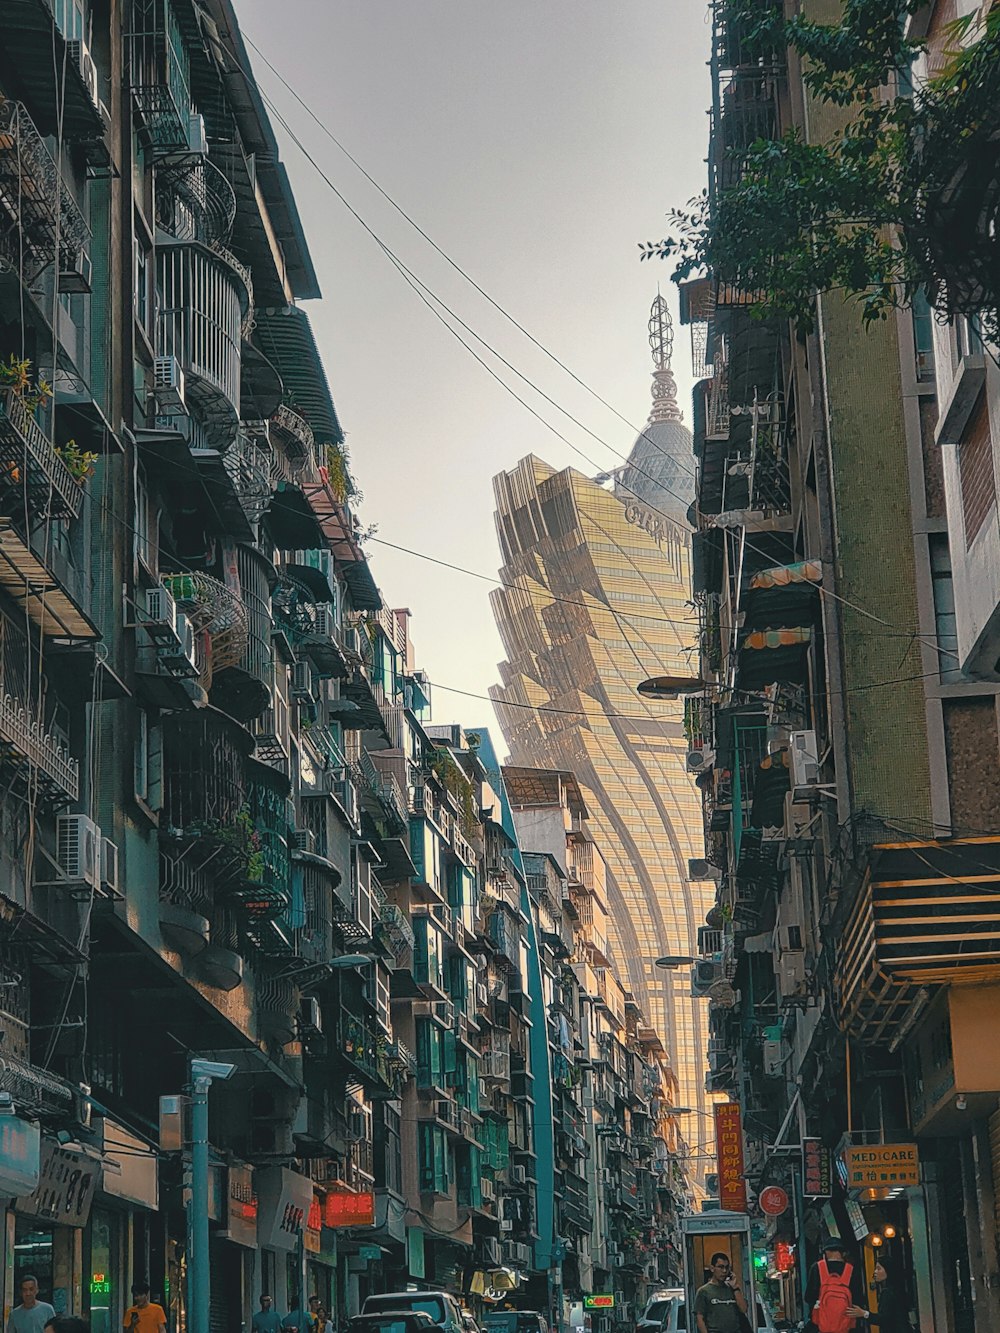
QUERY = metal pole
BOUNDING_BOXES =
[190,1071,211,1333]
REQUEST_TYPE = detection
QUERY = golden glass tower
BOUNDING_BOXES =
[490,297,715,1147]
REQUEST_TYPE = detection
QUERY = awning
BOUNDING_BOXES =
[743,562,822,630]
[738,627,811,689]
[255,307,343,445]
[749,559,823,589]
[285,562,337,605]
[264,483,326,550]
[0,520,98,640]
[343,561,381,612]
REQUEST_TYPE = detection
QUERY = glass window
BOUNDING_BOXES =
[929,535,962,682]
[912,289,935,382]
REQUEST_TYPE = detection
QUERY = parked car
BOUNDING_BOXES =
[362,1294,465,1333]
[349,1314,436,1333]
[655,1296,775,1332]
[637,1292,683,1333]
[461,1314,481,1333]
[482,1312,549,1333]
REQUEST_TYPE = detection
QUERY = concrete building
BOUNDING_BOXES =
[680,3,1000,1329]
[489,305,715,1166]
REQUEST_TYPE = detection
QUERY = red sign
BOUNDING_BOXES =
[774,1242,795,1274]
[759,1186,788,1216]
[802,1138,832,1198]
[715,1103,747,1212]
[325,1190,375,1228]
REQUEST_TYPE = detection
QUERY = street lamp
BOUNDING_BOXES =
[330,954,376,969]
[189,1059,236,1333]
[655,955,695,969]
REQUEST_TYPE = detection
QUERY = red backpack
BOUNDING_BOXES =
[815,1260,855,1333]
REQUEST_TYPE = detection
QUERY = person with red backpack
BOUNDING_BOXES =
[803,1238,870,1333]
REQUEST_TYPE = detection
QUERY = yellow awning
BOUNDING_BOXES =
[749,560,823,590]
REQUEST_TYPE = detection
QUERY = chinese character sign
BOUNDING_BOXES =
[842,1144,919,1189]
[803,1138,832,1198]
[715,1102,747,1212]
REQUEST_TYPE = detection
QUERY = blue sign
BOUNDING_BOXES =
[0,1114,41,1197]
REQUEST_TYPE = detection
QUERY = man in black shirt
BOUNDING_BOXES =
[804,1238,870,1330]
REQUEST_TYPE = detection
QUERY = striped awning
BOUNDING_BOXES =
[254,306,343,445]
[742,627,812,650]
[0,521,98,640]
[749,560,823,590]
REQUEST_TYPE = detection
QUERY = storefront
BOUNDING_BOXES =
[255,1166,314,1313]
[0,1113,42,1319]
[89,1119,161,1333]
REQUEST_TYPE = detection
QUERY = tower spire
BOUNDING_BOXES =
[647,293,682,423]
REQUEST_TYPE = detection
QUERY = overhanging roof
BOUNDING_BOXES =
[0,521,98,640]
[256,306,344,445]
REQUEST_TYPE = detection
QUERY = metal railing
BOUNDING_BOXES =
[0,391,83,521]
[0,689,78,804]
[0,101,90,277]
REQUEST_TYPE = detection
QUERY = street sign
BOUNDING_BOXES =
[843,1144,919,1189]
[759,1186,788,1216]
[715,1103,747,1212]
[803,1138,832,1198]
[584,1296,615,1310]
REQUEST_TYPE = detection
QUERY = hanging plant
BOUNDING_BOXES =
[0,355,52,414]
[325,441,362,505]
[55,439,98,484]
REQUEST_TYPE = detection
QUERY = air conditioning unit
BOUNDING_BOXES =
[300,997,322,1036]
[56,814,101,887]
[313,604,335,638]
[790,729,820,789]
[500,1219,514,1233]
[291,828,315,855]
[187,112,207,154]
[144,585,180,646]
[691,958,723,997]
[763,1038,786,1077]
[67,39,99,108]
[481,1178,495,1201]
[614,1256,626,1269]
[157,612,198,676]
[58,247,93,295]
[686,746,715,774]
[511,1164,527,1184]
[776,951,807,998]
[153,356,187,412]
[99,837,119,895]
[291,660,317,701]
[334,777,359,829]
[482,1238,501,1265]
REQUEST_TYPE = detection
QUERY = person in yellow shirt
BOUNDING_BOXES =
[123,1284,167,1333]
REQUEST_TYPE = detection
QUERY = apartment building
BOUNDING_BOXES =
[678,3,1000,1329]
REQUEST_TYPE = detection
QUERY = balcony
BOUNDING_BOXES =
[0,612,77,808]
[269,404,316,479]
[338,1012,406,1099]
[0,518,97,640]
[155,155,237,248]
[126,0,192,152]
[160,708,254,881]
[836,833,1000,1042]
[0,101,91,280]
[376,902,415,957]
[157,242,249,447]
[0,391,83,522]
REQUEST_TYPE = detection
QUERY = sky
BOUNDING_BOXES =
[236,0,712,739]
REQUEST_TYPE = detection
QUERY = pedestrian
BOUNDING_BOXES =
[123,1283,167,1333]
[869,1259,909,1333]
[252,1298,283,1333]
[315,1308,333,1333]
[804,1239,869,1333]
[694,1252,749,1333]
[307,1299,321,1333]
[283,1297,307,1333]
[45,1318,89,1333]
[6,1275,56,1333]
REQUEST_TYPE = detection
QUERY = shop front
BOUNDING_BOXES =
[255,1166,314,1314]
[0,1112,42,1317]
[89,1119,161,1333]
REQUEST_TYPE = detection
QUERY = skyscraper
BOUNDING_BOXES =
[490,297,714,1144]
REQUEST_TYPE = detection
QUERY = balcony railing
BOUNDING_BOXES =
[269,404,316,478]
[0,101,90,278]
[0,391,84,522]
[339,1013,406,1098]
[161,710,252,877]
[155,156,237,247]
[126,0,193,152]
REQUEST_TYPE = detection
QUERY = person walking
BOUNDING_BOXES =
[694,1252,749,1333]
[869,1260,909,1333]
[7,1276,55,1333]
[252,1297,283,1333]
[123,1283,167,1333]
[804,1239,869,1332]
[283,1298,307,1333]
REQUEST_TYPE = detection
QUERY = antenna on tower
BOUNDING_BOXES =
[648,294,681,422]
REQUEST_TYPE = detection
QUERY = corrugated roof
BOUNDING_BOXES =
[255,306,343,445]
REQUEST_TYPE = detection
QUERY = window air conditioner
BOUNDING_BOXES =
[687,857,715,880]
[500,1219,514,1233]
[56,814,101,888]
[153,357,187,412]
[686,747,715,774]
[157,612,198,676]
[292,828,315,855]
[58,247,93,295]
[291,660,317,701]
[144,586,180,646]
[511,1164,527,1184]
[187,113,207,155]
[790,729,820,789]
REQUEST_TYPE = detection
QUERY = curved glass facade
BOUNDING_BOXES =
[489,451,715,1172]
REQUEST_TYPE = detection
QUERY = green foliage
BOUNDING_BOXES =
[429,747,478,838]
[642,1,1000,340]
[325,441,362,505]
[0,355,52,414]
[55,439,98,484]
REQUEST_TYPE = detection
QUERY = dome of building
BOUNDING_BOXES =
[614,294,694,527]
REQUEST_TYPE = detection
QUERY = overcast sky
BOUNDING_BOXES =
[237,0,712,739]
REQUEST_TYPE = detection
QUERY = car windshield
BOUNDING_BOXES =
[645,1305,670,1324]
[358,1322,417,1333]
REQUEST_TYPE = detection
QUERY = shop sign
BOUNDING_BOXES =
[359,1244,381,1262]
[845,1198,869,1242]
[325,1189,375,1228]
[0,1113,40,1198]
[100,1120,158,1210]
[803,1138,832,1198]
[715,1102,747,1212]
[15,1137,100,1227]
[843,1144,919,1189]
[774,1242,795,1274]
[255,1166,313,1252]
[759,1186,788,1217]
[584,1296,615,1310]
[304,1196,322,1254]
[221,1163,257,1249]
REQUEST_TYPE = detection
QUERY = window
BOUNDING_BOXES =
[376,1105,402,1194]
[413,915,443,990]
[52,0,86,42]
[912,289,935,382]
[134,466,156,572]
[959,392,996,545]
[134,238,150,332]
[415,1018,443,1089]
[417,1123,449,1194]
[134,710,162,811]
[929,536,962,681]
